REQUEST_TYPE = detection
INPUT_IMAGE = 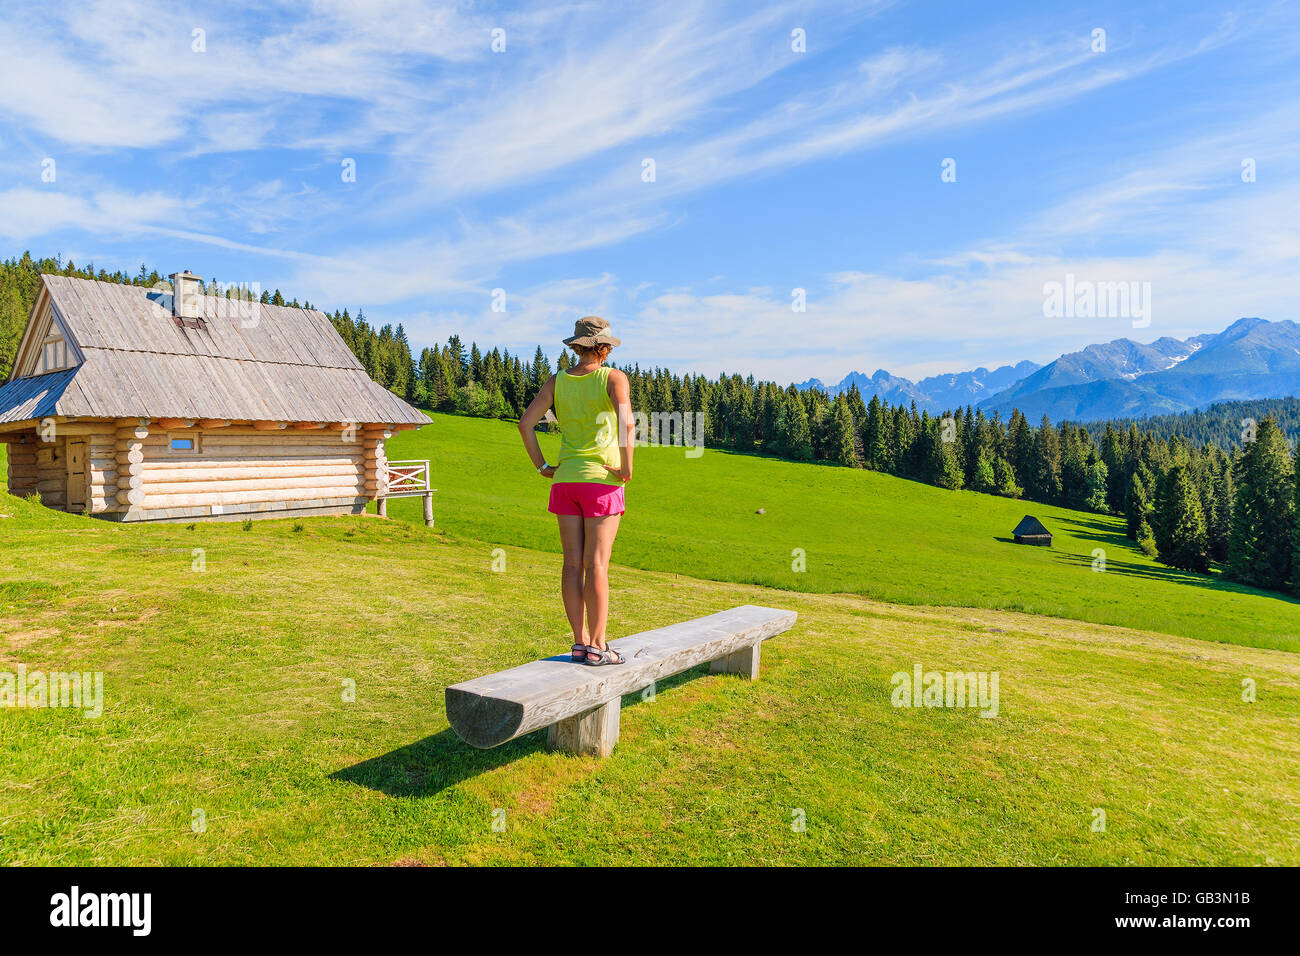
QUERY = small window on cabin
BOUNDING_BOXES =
[40,338,68,374]
[168,435,199,454]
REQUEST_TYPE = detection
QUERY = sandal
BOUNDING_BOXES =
[571,643,588,663]
[585,645,626,666]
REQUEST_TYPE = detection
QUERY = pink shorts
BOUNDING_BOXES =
[548,482,626,518]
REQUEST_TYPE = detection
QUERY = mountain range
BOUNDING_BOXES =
[798,317,1300,423]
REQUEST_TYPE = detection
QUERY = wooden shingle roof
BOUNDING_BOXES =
[0,275,426,426]
[1012,515,1052,537]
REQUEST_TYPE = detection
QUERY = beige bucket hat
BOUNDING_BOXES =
[562,315,621,349]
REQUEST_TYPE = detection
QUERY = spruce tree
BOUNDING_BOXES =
[864,395,886,470]
[1030,415,1062,501]
[1227,417,1294,590]
[994,456,1022,497]
[1124,471,1149,540]
[785,391,813,460]
[830,399,858,467]
[1155,464,1209,572]
[971,449,996,494]
[1084,455,1109,512]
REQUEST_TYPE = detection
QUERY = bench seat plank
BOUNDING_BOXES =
[445,604,796,749]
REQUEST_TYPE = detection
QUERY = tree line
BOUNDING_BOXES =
[3,252,1297,597]
[1098,397,1300,450]
[353,328,1300,598]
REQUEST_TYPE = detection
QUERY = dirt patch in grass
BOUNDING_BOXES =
[1,627,58,649]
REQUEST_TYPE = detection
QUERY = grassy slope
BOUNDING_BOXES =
[0,492,1297,865]
[381,413,1300,652]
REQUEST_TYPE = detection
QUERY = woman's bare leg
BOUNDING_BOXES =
[582,514,622,648]
[557,515,588,646]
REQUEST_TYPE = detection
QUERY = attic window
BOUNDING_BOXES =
[39,337,69,374]
[168,435,200,454]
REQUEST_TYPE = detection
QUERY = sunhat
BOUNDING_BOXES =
[562,315,621,349]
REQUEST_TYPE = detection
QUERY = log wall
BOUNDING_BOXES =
[137,427,370,515]
[5,432,39,499]
[87,429,119,514]
[33,435,67,510]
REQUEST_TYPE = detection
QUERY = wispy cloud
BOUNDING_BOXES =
[2,0,1297,383]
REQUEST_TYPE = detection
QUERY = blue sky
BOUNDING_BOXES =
[1,0,1298,383]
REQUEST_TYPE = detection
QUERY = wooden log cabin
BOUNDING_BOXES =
[0,272,428,522]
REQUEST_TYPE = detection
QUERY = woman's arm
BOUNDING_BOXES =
[518,374,558,477]
[604,368,635,483]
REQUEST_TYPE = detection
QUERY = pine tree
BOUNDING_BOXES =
[1084,455,1110,512]
[1227,418,1294,590]
[863,395,887,470]
[971,448,996,493]
[1124,471,1149,540]
[1030,415,1062,501]
[526,346,551,406]
[783,391,813,460]
[1136,515,1157,556]
[1155,464,1209,572]
[1209,458,1234,563]
[829,398,858,467]
[993,456,1022,497]
[1101,425,1128,511]
[446,335,467,385]
[1007,410,1034,487]
[1292,443,1300,595]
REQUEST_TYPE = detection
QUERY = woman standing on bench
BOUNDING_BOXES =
[518,316,634,666]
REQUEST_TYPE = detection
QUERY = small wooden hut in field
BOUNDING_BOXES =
[1012,515,1052,546]
[0,272,428,523]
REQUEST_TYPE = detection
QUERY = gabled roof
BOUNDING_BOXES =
[1012,515,1052,537]
[0,275,426,425]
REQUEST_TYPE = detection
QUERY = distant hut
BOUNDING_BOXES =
[0,272,428,523]
[1012,515,1052,546]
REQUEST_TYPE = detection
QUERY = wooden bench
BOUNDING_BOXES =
[445,605,797,757]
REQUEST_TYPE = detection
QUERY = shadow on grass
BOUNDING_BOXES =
[1050,542,1300,605]
[332,663,712,798]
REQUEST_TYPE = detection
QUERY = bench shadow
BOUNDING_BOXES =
[331,662,714,799]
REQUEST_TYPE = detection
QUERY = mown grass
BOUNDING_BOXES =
[379,413,1300,652]
[1,494,1297,865]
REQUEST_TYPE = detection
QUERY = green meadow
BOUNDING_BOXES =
[0,490,1297,865]
[1,414,1298,865]
[381,413,1300,652]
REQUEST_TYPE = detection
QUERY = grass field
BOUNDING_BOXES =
[380,413,1300,652]
[1,491,1298,865]
[3,415,1299,865]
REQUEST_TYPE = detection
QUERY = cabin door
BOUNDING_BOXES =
[66,439,87,512]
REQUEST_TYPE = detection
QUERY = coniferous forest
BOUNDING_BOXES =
[3,252,1299,596]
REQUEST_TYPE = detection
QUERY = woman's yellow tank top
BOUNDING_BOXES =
[553,366,622,485]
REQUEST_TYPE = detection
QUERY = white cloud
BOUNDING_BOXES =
[2,0,1297,390]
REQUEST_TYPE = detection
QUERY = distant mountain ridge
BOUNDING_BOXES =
[797,360,1041,411]
[800,317,1300,422]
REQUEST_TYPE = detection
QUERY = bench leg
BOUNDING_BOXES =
[422,491,434,528]
[709,641,761,680]
[376,497,387,518]
[546,698,620,757]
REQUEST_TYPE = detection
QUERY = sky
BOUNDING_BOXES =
[1,0,1298,384]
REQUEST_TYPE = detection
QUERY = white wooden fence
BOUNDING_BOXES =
[377,459,435,526]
